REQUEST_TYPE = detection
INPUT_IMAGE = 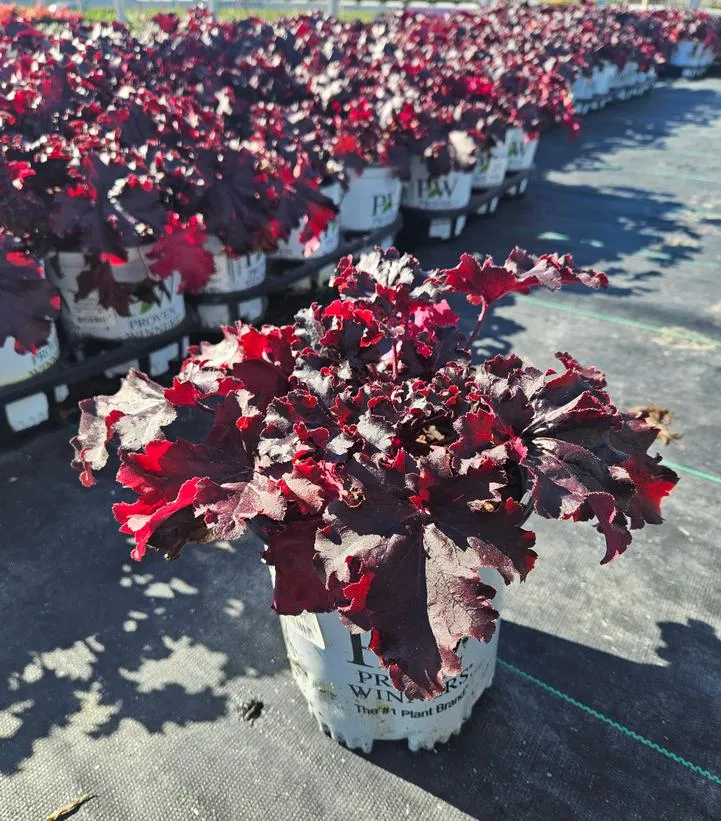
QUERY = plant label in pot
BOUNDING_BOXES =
[339,167,402,233]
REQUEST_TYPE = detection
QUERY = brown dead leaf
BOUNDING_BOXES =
[416,424,451,445]
[45,794,96,821]
[629,405,682,446]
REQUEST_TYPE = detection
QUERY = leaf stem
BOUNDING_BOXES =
[467,297,488,348]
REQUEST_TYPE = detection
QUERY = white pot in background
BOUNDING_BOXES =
[49,248,186,341]
[592,63,615,97]
[273,182,344,261]
[624,61,640,88]
[506,127,539,172]
[402,159,473,211]
[48,248,186,378]
[0,325,65,432]
[339,166,402,232]
[670,40,697,67]
[197,239,266,328]
[278,568,504,752]
[572,74,594,103]
[472,142,509,189]
[638,66,657,92]
[700,45,715,69]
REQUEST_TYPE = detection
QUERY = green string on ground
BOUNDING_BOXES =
[515,295,721,347]
[497,658,721,787]
[662,460,721,485]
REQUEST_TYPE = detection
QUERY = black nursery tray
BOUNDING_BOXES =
[397,168,533,246]
[0,316,197,408]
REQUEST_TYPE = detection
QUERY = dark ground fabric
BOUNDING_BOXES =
[1,78,720,821]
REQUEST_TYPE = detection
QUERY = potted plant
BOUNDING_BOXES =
[254,102,346,287]
[331,97,408,235]
[72,246,677,751]
[0,232,62,431]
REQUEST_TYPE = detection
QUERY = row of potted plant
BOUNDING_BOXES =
[2,5,719,432]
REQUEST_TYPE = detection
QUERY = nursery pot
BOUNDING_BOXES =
[572,74,594,105]
[47,247,186,378]
[670,40,697,68]
[402,159,473,211]
[339,166,402,233]
[699,45,714,69]
[505,127,539,172]
[49,247,185,340]
[591,62,615,97]
[273,182,343,262]
[0,324,66,433]
[472,142,509,190]
[196,237,267,329]
[275,182,344,294]
[277,567,505,752]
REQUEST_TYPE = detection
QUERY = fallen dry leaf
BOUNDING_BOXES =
[629,405,682,446]
[45,793,96,821]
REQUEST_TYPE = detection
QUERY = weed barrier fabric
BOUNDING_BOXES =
[1,79,721,820]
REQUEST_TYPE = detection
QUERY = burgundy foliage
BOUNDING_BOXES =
[73,246,678,699]
[0,233,59,352]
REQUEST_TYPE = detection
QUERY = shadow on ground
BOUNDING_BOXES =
[0,453,283,776]
[543,82,721,172]
[416,81,720,306]
[360,618,721,819]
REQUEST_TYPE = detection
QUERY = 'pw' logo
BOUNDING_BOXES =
[372,193,395,216]
[417,178,458,199]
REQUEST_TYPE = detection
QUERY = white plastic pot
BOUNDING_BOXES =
[273,182,344,261]
[278,568,504,752]
[592,62,615,97]
[506,128,539,172]
[0,325,66,432]
[612,61,640,99]
[700,45,715,69]
[572,74,594,103]
[638,66,657,93]
[197,238,266,329]
[670,40,697,68]
[402,159,473,211]
[339,166,402,232]
[472,142,509,189]
[48,248,186,377]
[49,248,185,342]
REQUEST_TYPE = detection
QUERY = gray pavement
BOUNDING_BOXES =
[1,78,720,821]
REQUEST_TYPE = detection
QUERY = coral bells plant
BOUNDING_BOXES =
[72,247,678,699]
[0,232,59,352]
